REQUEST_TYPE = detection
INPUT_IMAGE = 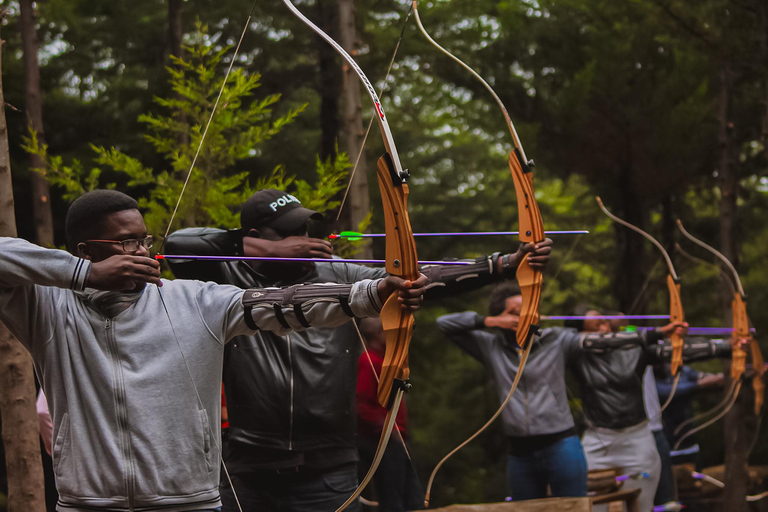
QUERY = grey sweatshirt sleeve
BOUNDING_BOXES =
[0,237,90,290]
[195,278,385,341]
[0,238,91,350]
[436,311,494,363]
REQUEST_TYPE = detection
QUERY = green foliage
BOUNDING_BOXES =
[21,129,104,201]
[20,25,365,243]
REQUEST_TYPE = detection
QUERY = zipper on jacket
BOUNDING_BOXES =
[287,334,294,451]
[105,318,135,510]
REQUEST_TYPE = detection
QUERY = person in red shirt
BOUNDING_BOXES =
[356,317,423,511]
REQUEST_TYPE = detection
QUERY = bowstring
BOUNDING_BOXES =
[335,4,414,223]
[161,2,259,245]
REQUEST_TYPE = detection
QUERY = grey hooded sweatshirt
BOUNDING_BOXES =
[437,312,580,437]
[0,237,383,512]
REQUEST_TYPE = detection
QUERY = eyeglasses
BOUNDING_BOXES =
[85,235,154,253]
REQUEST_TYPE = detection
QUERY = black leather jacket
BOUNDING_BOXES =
[571,333,730,429]
[165,227,510,468]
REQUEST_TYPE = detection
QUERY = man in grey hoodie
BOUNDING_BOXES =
[0,190,426,512]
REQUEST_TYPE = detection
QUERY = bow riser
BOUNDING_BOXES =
[667,275,684,374]
[509,150,544,347]
[731,294,748,382]
[376,155,419,407]
[732,293,765,413]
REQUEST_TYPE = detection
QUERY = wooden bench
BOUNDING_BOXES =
[423,497,592,511]
[590,488,641,512]
[587,468,641,512]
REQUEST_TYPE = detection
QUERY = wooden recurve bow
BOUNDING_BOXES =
[412,3,544,506]
[278,2,419,510]
[596,197,685,411]
[677,219,764,416]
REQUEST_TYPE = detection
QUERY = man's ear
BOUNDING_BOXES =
[76,242,93,260]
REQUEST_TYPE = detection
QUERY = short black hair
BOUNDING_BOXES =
[65,190,139,252]
[488,282,522,316]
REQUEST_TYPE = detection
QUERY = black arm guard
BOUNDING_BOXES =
[420,252,510,299]
[651,338,731,363]
[241,283,356,330]
[579,330,664,352]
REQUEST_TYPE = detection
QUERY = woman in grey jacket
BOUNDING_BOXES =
[0,190,426,512]
[436,283,684,502]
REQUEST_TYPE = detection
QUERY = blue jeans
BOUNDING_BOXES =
[506,435,587,500]
[220,463,361,512]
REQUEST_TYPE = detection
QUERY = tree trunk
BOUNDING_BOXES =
[168,0,188,147]
[718,60,748,512]
[316,0,341,162]
[168,0,183,61]
[337,0,372,257]
[19,0,54,248]
[0,13,47,511]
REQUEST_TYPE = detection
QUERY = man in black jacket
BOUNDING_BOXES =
[166,189,552,512]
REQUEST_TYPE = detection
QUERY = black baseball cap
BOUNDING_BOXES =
[240,189,322,233]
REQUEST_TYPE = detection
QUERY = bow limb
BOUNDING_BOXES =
[676,219,764,415]
[412,1,526,161]
[595,197,685,378]
[414,5,543,506]
[278,3,418,510]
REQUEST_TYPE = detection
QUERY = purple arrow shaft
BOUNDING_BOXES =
[330,230,589,239]
[156,255,471,266]
[542,315,670,320]
[635,326,756,335]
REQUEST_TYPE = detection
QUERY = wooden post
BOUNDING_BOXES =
[0,11,47,511]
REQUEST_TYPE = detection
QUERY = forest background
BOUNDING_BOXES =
[1,0,767,508]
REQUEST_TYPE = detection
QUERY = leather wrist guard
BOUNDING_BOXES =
[242,283,355,330]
